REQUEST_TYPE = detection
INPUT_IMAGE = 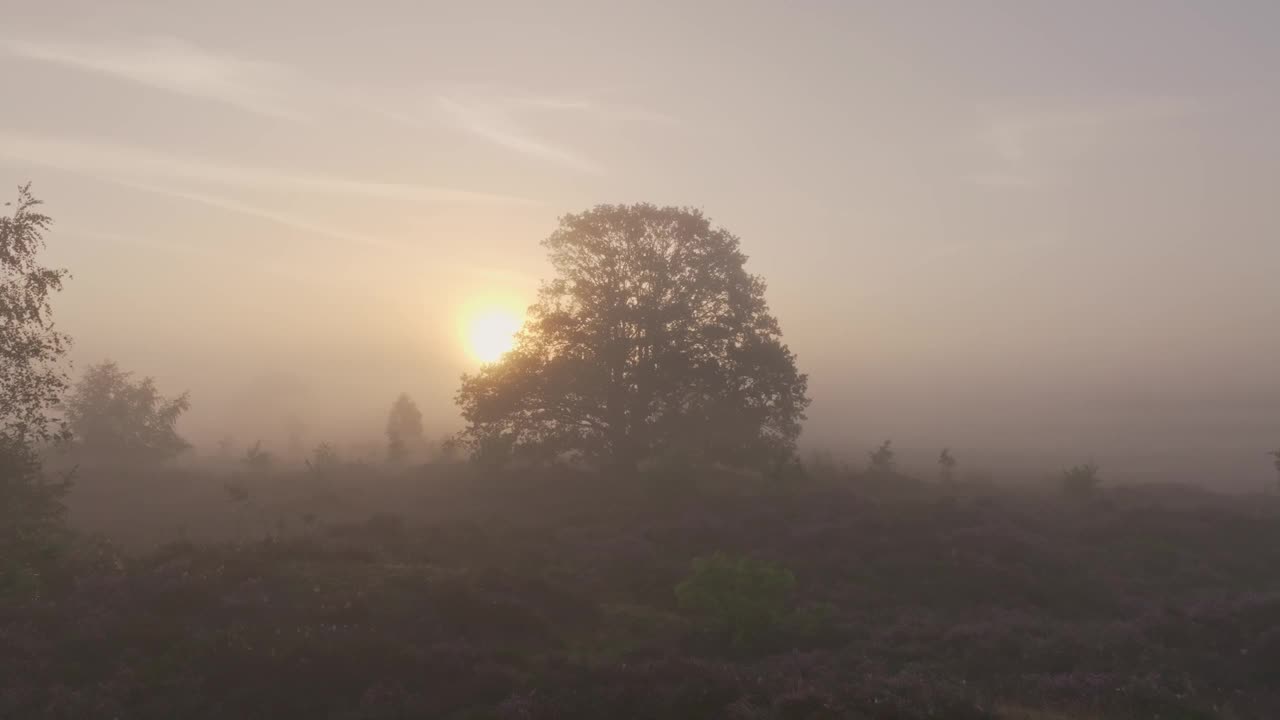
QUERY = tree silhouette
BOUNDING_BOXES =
[242,440,274,472]
[868,440,895,474]
[1061,462,1102,499]
[938,448,957,482]
[65,361,190,464]
[310,441,340,471]
[386,393,424,463]
[1270,449,1280,493]
[455,204,810,474]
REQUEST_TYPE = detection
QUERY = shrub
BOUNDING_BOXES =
[1061,462,1101,499]
[675,552,796,649]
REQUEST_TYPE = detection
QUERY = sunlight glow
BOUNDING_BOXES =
[465,306,522,363]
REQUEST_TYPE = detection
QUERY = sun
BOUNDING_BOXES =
[464,306,523,363]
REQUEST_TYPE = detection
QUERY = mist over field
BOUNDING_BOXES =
[4,3,1280,719]
[2,2,1277,489]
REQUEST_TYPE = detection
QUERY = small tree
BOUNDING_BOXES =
[65,361,190,464]
[386,393,424,463]
[868,440,895,474]
[1061,461,1102,499]
[310,441,340,471]
[242,441,273,472]
[938,448,957,483]
[1269,449,1280,493]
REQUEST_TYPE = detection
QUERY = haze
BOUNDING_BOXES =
[2,1,1277,486]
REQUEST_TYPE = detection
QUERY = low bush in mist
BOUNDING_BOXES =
[1061,462,1102,499]
[675,552,798,650]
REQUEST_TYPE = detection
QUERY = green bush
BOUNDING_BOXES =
[675,552,796,649]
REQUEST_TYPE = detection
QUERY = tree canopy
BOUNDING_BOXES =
[456,203,810,473]
[65,361,191,464]
[0,184,71,448]
[0,185,73,594]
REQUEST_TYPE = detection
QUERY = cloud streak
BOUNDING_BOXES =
[430,89,674,174]
[506,94,678,126]
[3,36,300,120]
[112,180,413,253]
[436,96,605,174]
[88,181,539,284]
[0,130,538,206]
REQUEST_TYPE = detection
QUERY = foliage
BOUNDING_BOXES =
[1061,462,1102,499]
[868,439,895,474]
[0,184,71,448]
[0,185,72,599]
[939,447,957,482]
[1271,449,1280,490]
[0,437,70,599]
[675,552,797,649]
[435,433,462,463]
[456,204,810,474]
[385,393,423,463]
[64,360,190,464]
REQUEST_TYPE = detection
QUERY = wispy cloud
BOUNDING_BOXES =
[67,181,540,284]
[436,96,605,174]
[505,94,678,126]
[0,130,538,206]
[113,180,413,252]
[2,36,299,120]
[58,225,241,265]
[431,90,675,174]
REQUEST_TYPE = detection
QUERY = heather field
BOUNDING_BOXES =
[7,466,1280,719]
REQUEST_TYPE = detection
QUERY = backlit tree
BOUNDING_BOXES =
[456,204,810,474]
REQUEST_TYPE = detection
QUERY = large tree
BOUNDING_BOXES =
[456,204,810,474]
[65,361,190,464]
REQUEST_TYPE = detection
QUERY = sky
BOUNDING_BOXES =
[2,1,1278,482]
